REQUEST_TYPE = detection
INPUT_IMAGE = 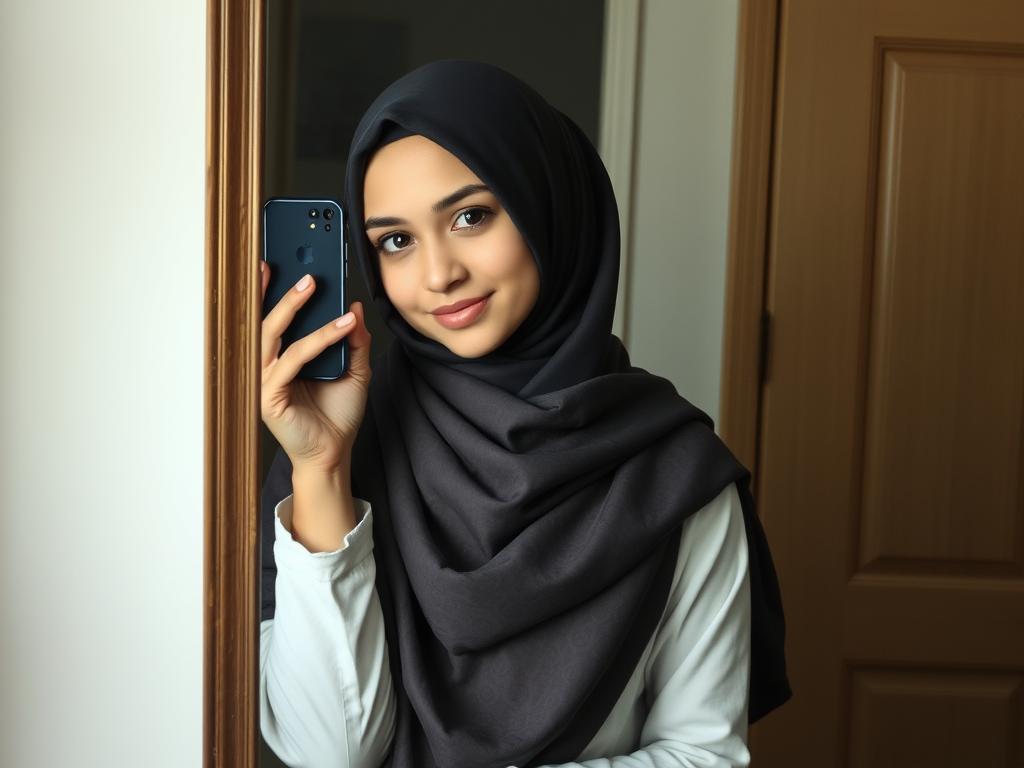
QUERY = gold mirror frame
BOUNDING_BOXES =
[204,0,264,763]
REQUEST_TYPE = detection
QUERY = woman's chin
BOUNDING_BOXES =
[425,326,505,359]
[441,337,502,359]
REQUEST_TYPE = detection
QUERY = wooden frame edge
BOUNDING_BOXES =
[719,0,779,476]
[204,0,264,764]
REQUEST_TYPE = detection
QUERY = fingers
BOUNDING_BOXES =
[259,258,373,390]
[343,301,373,386]
[266,302,364,391]
[261,270,317,371]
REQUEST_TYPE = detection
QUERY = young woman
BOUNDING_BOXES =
[258,59,791,768]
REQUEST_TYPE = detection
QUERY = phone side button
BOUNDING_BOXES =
[345,258,348,278]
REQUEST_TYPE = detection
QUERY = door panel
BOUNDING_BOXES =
[753,1,1024,764]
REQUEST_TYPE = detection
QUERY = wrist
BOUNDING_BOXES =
[292,463,350,493]
[291,452,351,484]
[290,460,356,554]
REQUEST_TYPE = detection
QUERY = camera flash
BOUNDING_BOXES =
[309,222,316,229]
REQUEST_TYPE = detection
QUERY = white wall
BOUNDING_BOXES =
[625,0,739,429]
[0,2,206,766]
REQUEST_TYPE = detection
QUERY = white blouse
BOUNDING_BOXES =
[259,481,752,768]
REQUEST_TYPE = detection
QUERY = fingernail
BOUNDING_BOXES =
[296,274,311,291]
[259,262,264,273]
[335,312,354,327]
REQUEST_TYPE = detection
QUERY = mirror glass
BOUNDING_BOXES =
[259,3,607,764]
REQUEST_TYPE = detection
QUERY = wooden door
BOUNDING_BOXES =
[749,1,1024,764]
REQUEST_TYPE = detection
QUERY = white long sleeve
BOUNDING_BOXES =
[259,495,396,768]
[260,482,751,768]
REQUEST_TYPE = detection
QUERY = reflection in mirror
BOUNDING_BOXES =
[254,3,784,768]
[249,0,790,765]
[259,5,606,766]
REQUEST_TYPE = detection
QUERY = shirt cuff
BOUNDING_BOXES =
[273,493,374,580]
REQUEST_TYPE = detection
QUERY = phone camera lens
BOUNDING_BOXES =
[325,223,332,232]
[308,208,319,218]
[323,208,334,220]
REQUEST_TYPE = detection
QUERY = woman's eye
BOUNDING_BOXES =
[453,207,490,230]
[375,208,490,255]
[377,232,411,255]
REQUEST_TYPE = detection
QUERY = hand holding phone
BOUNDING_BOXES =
[261,197,349,380]
[260,261,374,473]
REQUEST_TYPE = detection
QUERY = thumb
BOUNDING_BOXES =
[346,301,373,383]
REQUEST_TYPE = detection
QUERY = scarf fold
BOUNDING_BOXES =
[261,58,791,768]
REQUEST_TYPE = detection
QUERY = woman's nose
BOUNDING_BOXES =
[422,238,469,292]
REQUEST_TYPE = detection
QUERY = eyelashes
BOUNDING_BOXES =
[374,233,410,256]
[373,206,493,256]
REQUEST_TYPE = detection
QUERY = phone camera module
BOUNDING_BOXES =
[308,208,319,218]
[322,208,334,220]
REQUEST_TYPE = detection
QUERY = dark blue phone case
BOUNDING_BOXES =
[261,197,349,380]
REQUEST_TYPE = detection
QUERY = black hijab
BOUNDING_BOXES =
[261,59,791,768]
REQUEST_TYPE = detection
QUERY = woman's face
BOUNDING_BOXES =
[362,134,540,359]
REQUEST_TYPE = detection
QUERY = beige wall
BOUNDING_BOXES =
[624,0,739,428]
[0,2,206,766]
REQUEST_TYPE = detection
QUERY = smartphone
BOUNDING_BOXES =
[262,196,349,380]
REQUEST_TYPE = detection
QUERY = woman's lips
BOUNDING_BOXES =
[432,294,491,329]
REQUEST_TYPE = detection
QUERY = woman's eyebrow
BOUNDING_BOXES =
[364,183,491,229]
